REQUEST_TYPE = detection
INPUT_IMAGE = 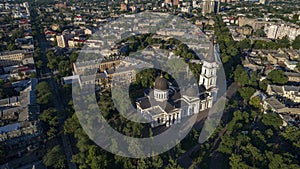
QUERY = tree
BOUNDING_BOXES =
[40,108,58,124]
[237,39,251,50]
[234,65,250,86]
[151,156,163,169]
[58,60,71,77]
[249,71,259,87]
[267,70,288,85]
[266,151,299,169]
[292,35,300,49]
[36,60,43,69]
[0,144,6,160]
[280,126,300,150]
[277,36,290,48]
[165,157,183,169]
[64,114,80,134]
[43,145,66,169]
[259,79,270,91]
[36,81,53,105]
[292,14,299,22]
[218,135,235,155]
[136,69,156,88]
[249,96,262,110]
[253,40,268,49]
[86,146,108,169]
[238,87,256,102]
[229,154,252,169]
[261,113,282,130]
[7,43,15,51]
[34,47,42,58]
[255,29,267,37]
[241,143,264,168]
[39,108,60,137]
[70,52,78,63]
[52,40,57,47]
[46,51,58,69]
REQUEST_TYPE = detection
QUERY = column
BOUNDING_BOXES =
[196,103,199,114]
[173,114,175,124]
[166,115,169,127]
[176,113,179,124]
[174,114,177,124]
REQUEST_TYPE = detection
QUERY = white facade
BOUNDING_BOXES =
[265,24,300,41]
[136,59,219,128]
[199,61,218,90]
[202,0,220,16]
[154,89,168,102]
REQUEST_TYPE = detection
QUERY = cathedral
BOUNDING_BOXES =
[136,60,219,128]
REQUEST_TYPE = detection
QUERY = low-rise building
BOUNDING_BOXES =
[266,84,300,103]
[284,60,298,71]
[0,78,41,147]
[263,97,285,113]
[285,72,300,83]
[0,50,32,67]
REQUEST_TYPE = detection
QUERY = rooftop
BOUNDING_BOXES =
[0,50,26,56]
[0,123,20,134]
[265,97,285,111]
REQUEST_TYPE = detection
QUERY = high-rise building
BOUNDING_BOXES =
[202,0,220,16]
[220,0,231,2]
[165,0,172,5]
[173,0,179,6]
[120,3,128,11]
[259,0,268,5]
[164,0,179,6]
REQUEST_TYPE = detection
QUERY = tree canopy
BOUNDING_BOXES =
[292,35,300,49]
[36,81,53,105]
[267,70,288,85]
[238,87,256,102]
[43,145,66,169]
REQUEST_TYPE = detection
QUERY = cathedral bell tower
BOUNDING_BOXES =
[199,42,219,103]
[199,61,218,90]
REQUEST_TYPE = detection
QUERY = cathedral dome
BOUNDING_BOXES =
[154,75,169,91]
[185,86,198,97]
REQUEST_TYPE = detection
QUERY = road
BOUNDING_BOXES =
[32,10,77,169]
[177,110,209,169]
[209,82,241,169]
[177,82,241,169]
